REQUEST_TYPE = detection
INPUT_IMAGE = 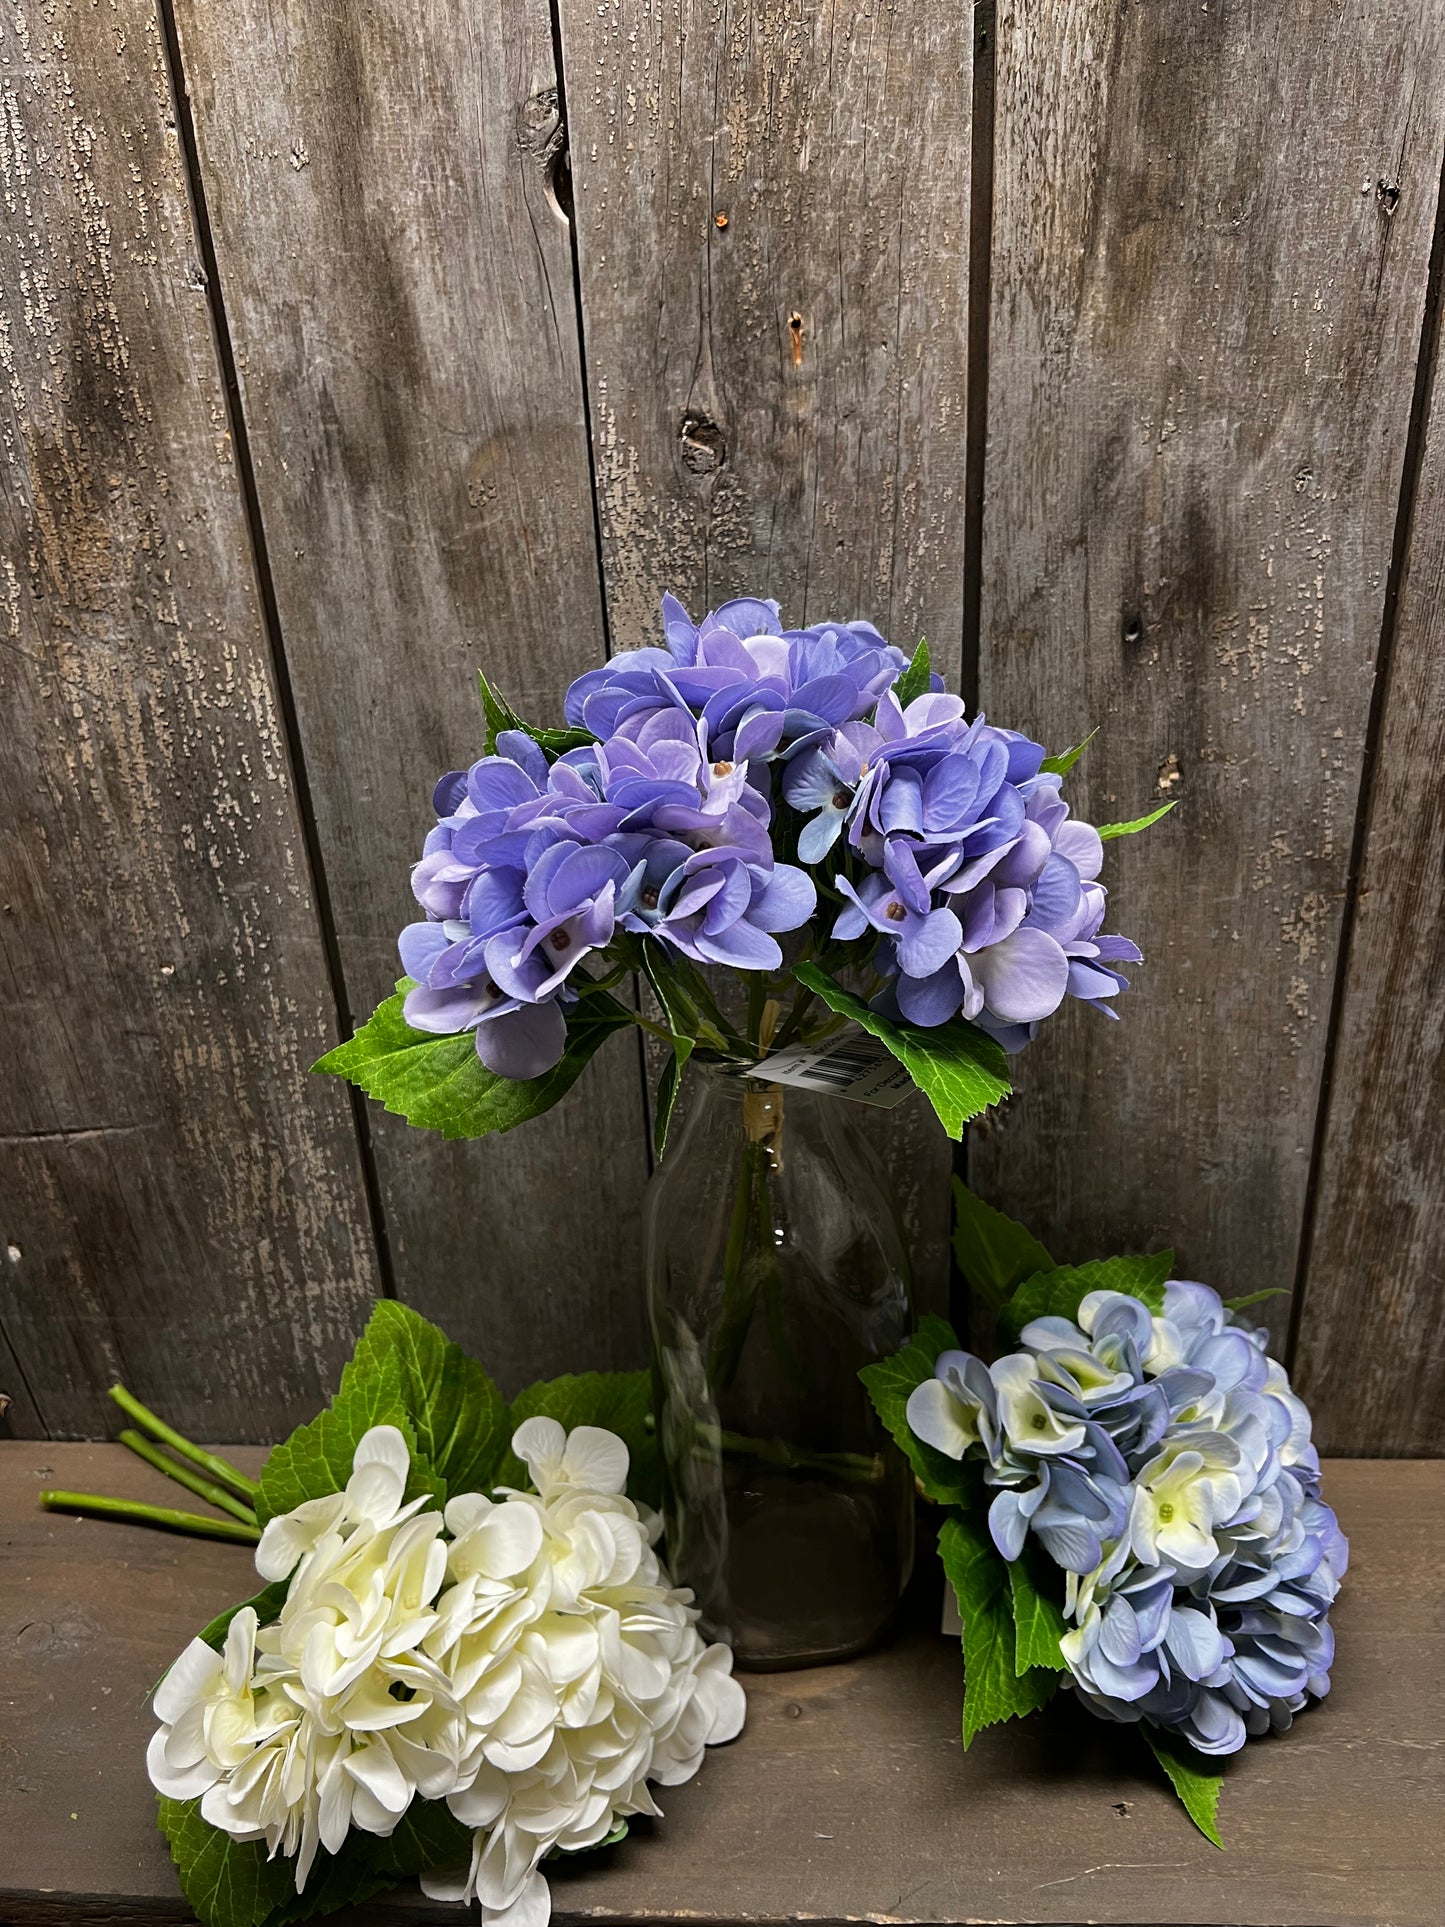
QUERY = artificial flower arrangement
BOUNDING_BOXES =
[52,1305,744,1927]
[860,1180,1349,1845]
[315,594,1173,1144]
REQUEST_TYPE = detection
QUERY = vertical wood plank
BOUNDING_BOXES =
[171,0,652,1388]
[0,0,381,1438]
[557,0,975,1304]
[1292,283,1445,1454]
[973,0,1445,1313]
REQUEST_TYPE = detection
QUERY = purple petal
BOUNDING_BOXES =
[971,928,1070,1023]
[475,999,568,1079]
[750,864,817,933]
[896,962,965,1026]
[399,921,452,981]
[404,981,499,1034]
[694,919,782,970]
[897,906,963,980]
[1054,819,1104,881]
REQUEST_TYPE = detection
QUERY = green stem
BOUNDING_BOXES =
[107,1384,259,1501]
[699,1423,884,1483]
[629,1011,677,1045]
[118,1430,258,1526]
[709,1138,763,1386]
[39,1489,260,1544]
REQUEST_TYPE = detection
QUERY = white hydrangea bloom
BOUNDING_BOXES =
[148,1425,462,1886]
[148,1417,744,1921]
[419,1417,746,1927]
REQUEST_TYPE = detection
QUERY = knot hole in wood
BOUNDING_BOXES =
[679,412,727,476]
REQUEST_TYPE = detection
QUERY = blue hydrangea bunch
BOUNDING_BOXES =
[398,594,1143,1080]
[906,1282,1347,1757]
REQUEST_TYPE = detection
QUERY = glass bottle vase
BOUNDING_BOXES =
[644,1067,915,1669]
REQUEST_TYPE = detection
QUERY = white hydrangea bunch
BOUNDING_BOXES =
[148,1418,745,1926]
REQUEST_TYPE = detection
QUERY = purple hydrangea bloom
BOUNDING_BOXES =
[785,686,1141,1047]
[399,717,814,1077]
[907,1280,1346,1758]
[564,594,910,769]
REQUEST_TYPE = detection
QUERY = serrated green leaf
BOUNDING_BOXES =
[255,1352,442,1528]
[496,1370,661,1510]
[196,1580,290,1653]
[346,1301,511,1500]
[893,637,932,708]
[158,1796,295,1927]
[1098,800,1176,839]
[356,1799,476,1878]
[793,963,1010,1137]
[951,1177,1055,1318]
[1142,1726,1225,1848]
[256,1852,389,1927]
[1007,1546,1069,1673]
[997,1251,1174,1349]
[1221,1288,1288,1313]
[314,979,635,1141]
[479,671,595,759]
[1038,728,1097,777]
[938,1515,1057,1746]
[859,1314,980,1507]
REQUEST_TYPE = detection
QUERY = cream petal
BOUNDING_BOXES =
[511,1417,568,1490]
[153,1636,224,1725]
[560,1426,630,1497]
[147,1723,220,1800]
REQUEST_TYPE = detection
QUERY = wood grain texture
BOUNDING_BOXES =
[558,0,976,1305]
[972,0,1445,1342]
[2,1445,1441,1927]
[170,0,653,1389]
[1292,306,1445,1452]
[0,0,381,1440]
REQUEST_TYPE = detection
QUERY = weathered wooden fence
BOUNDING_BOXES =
[2,0,1442,1454]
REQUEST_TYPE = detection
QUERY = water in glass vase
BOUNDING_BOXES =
[645,1066,915,1669]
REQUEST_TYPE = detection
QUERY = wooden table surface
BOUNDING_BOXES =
[1,1446,1441,1927]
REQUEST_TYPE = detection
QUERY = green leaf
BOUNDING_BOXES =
[256,1852,389,1927]
[793,963,1010,1137]
[1007,1545,1069,1673]
[893,637,932,708]
[951,1177,1054,1318]
[997,1251,1174,1349]
[1038,728,1097,777]
[1222,1288,1289,1313]
[938,1515,1057,1746]
[652,1047,688,1161]
[1142,1726,1225,1848]
[497,1370,661,1511]
[479,670,594,758]
[1097,800,1176,839]
[255,1352,442,1528]
[314,979,635,1141]
[346,1301,511,1500]
[158,1796,295,1927]
[357,1799,476,1878]
[859,1314,979,1507]
[642,952,696,1160]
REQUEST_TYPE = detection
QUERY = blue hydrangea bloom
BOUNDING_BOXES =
[906,1280,1346,1757]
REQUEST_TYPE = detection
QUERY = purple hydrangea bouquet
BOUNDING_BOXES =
[316,595,1173,1668]
[317,595,1169,1143]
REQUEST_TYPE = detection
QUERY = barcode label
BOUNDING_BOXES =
[747,1029,915,1108]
